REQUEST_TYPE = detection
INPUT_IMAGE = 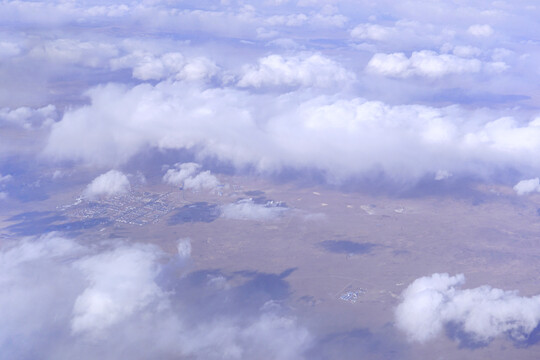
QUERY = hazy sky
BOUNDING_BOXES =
[2,1,540,359]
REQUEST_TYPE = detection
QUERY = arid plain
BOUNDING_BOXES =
[3,174,540,359]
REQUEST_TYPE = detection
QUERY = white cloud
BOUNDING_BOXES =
[365,52,410,77]
[238,313,312,359]
[176,238,192,258]
[71,243,164,337]
[513,178,540,195]
[366,50,491,78]
[266,38,301,49]
[83,170,130,199]
[491,47,514,62]
[0,234,86,356]
[434,170,452,181]
[0,173,12,183]
[0,0,537,190]
[30,39,119,68]
[163,163,221,191]
[451,45,482,58]
[163,162,200,186]
[468,24,494,37]
[184,171,221,191]
[350,23,393,41]
[265,13,308,27]
[0,105,57,129]
[179,311,311,360]
[237,53,355,88]
[350,19,461,51]
[0,234,312,359]
[395,273,540,344]
[0,41,20,58]
[308,10,347,28]
[110,52,219,82]
[84,4,130,17]
[44,81,540,184]
[221,198,287,221]
[5,1,540,357]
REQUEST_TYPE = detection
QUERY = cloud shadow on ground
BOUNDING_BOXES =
[319,240,377,255]
[167,202,220,225]
[4,211,110,236]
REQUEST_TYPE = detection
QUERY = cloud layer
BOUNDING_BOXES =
[43,81,540,184]
[0,0,536,188]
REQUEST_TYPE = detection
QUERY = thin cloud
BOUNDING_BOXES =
[221,198,287,221]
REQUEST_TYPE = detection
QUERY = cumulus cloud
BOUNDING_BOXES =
[395,273,540,345]
[0,233,312,359]
[110,52,219,82]
[83,170,130,199]
[184,171,221,191]
[2,1,540,189]
[43,80,540,184]
[365,50,504,78]
[0,105,57,129]
[513,178,540,195]
[163,163,200,186]
[71,243,164,337]
[237,53,355,88]
[163,163,221,191]
[221,198,287,221]
[5,1,540,358]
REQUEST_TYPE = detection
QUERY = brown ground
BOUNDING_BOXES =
[3,175,540,359]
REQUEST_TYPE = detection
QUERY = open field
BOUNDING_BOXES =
[3,175,540,359]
